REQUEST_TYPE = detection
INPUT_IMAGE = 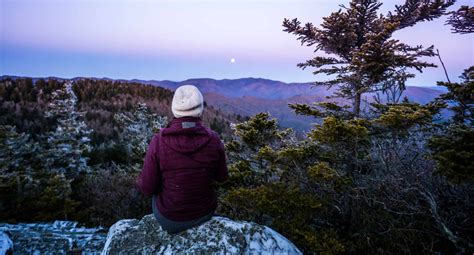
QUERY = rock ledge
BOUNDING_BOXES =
[101,214,302,254]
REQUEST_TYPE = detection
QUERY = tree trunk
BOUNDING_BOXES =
[354,91,362,117]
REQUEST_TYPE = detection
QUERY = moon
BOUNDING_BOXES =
[230,58,236,64]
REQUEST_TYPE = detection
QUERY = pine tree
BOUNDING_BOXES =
[225,112,297,186]
[114,102,167,167]
[220,113,346,253]
[437,66,474,124]
[34,173,79,220]
[0,125,42,220]
[430,67,474,183]
[0,125,40,176]
[283,0,454,116]
[429,14,473,184]
[0,125,81,221]
[42,81,92,176]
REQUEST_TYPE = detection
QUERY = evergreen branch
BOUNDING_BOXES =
[446,5,474,34]
[389,0,456,30]
[296,56,347,69]
[282,18,320,47]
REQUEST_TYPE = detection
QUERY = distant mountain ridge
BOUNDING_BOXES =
[134,77,339,100]
[130,77,445,131]
[129,77,445,102]
[1,75,445,101]
[1,75,445,132]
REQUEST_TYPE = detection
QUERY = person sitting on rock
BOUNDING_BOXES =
[137,84,229,234]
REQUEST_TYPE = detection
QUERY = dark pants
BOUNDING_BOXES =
[152,195,213,234]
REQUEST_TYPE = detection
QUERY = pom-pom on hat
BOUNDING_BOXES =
[171,85,204,118]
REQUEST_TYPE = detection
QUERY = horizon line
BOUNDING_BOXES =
[1,74,446,90]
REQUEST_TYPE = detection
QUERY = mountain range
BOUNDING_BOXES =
[129,77,445,132]
[2,75,445,132]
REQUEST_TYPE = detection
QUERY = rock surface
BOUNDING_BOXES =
[102,214,302,254]
[0,231,13,255]
[0,221,106,254]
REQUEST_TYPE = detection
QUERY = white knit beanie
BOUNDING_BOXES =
[171,85,204,118]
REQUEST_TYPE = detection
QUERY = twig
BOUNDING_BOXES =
[436,49,451,83]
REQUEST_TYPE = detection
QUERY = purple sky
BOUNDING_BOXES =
[1,0,473,85]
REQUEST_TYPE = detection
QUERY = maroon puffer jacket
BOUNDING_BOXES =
[138,117,228,221]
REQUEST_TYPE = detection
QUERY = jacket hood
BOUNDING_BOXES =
[160,117,212,154]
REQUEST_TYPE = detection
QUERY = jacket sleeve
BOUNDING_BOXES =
[215,139,229,183]
[137,133,161,196]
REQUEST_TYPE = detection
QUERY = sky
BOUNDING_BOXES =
[0,0,473,86]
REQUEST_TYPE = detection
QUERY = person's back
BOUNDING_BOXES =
[137,85,228,234]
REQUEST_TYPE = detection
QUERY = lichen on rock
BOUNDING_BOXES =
[101,214,302,254]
